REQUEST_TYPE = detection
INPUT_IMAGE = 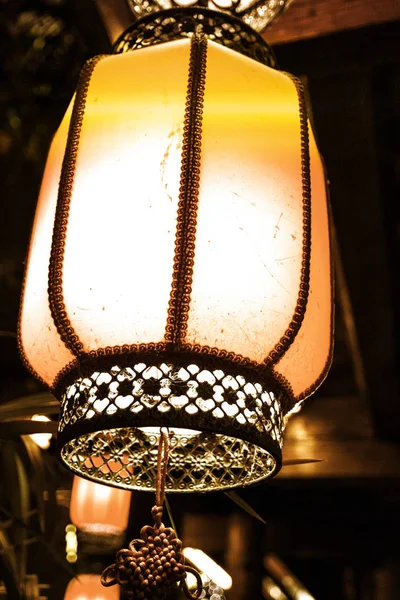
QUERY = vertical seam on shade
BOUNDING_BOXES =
[165,33,208,347]
[263,73,312,368]
[48,54,107,357]
[294,173,335,403]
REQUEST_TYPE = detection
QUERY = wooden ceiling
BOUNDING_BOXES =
[265,0,400,44]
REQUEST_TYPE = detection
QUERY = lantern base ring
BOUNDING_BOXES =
[57,359,283,492]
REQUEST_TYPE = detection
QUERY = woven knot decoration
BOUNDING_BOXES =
[101,431,202,600]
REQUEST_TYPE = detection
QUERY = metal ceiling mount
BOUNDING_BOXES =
[113,7,276,66]
[126,0,292,33]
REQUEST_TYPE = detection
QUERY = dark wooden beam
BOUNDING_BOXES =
[265,0,400,45]
[273,21,400,76]
[281,396,400,478]
[309,72,400,441]
[274,25,400,442]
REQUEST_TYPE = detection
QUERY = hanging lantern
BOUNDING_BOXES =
[19,1,333,495]
[64,574,119,600]
[70,475,131,543]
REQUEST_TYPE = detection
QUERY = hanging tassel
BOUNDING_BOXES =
[101,429,203,599]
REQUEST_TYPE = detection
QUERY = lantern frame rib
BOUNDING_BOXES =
[48,54,106,358]
[295,184,335,405]
[165,33,207,347]
[263,73,312,369]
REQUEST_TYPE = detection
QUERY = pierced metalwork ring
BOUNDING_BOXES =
[114,8,276,66]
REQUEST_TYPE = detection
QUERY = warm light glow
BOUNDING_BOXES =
[65,524,77,563]
[20,39,331,399]
[296,592,316,600]
[140,426,201,436]
[70,476,131,536]
[29,415,52,450]
[270,586,283,600]
[19,36,332,490]
[262,576,288,600]
[183,548,232,590]
[64,574,119,599]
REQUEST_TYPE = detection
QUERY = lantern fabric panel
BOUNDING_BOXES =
[60,43,189,353]
[186,43,305,363]
[274,136,333,400]
[20,110,75,386]
[70,475,131,536]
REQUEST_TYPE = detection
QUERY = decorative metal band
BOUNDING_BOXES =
[48,55,106,357]
[165,34,207,347]
[62,430,279,493]
[113,8,276,68]
[51,346,294,409]
[264,74,312,368]
[57,358,283,492]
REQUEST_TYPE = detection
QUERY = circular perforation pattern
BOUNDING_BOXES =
[58,361,283,492]
[114,9,276,67]
[125,0,290,34]
[61,428,277,492]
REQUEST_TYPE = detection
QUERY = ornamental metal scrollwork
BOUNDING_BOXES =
[126,0,291,33]
[114,8,276,66]
[58,360,283,493]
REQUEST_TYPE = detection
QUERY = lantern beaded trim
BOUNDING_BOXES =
[166,32,207,346]
[114,8,276,67]
[58,361,282,492]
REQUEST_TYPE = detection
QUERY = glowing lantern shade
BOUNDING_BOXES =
[19,16,333,493]
[70,475,131,537]
[65,574,119,600]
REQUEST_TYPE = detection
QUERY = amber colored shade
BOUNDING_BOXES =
[20,38,332,407]
[64,574,119,599]
[70,476,131,535]
[20,36,332,496]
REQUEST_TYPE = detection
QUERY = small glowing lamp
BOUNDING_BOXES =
[183,548,232,590]
[70,475,131,537]
[29,415,52,450]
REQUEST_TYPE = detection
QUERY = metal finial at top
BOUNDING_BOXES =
[125,0,293,32]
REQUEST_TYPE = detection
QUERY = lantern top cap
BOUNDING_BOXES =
[126,0,292,32]
[114,7,277,66]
